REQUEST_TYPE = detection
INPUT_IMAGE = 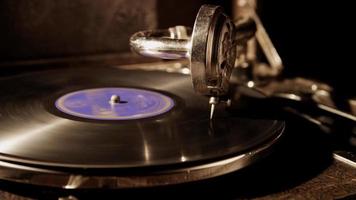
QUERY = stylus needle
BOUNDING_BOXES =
[210,103,215,120]
[209,96,219,120]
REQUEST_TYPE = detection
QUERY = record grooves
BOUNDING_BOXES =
[0,66,284,187]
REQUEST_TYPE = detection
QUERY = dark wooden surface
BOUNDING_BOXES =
[255,160,356,200]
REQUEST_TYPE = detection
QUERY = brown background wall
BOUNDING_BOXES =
[0,0,157,62]
[0,0,229,63]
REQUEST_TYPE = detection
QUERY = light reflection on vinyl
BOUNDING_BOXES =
[0,66,284,170]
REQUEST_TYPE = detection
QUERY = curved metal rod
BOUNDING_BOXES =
[129,20,257,61]
[130,26,191,59]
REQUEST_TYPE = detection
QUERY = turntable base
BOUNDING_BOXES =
[0,66,284,188]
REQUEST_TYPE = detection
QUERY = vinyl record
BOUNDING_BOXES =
[0,66,284,171]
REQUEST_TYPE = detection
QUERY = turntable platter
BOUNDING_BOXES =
[0,66,284,187]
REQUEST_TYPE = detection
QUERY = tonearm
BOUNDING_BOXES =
[129,4,356,150]
[130,4,256,119]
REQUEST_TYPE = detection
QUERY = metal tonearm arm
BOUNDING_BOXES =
[130,5,256,97]
[130,5,257,118]
[129,4,356,131]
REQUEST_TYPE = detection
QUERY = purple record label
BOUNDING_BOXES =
[55,88,175,120]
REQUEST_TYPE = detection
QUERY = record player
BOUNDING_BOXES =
[0,0,355,199]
